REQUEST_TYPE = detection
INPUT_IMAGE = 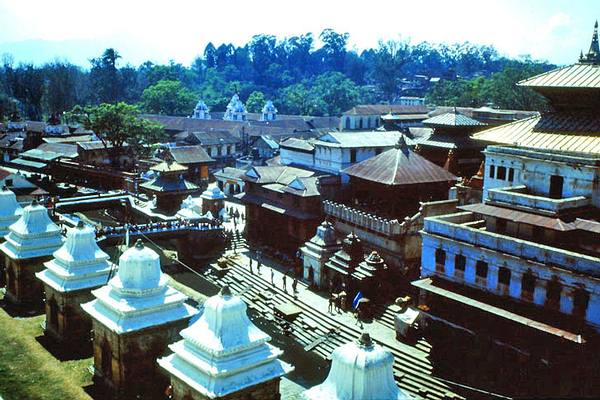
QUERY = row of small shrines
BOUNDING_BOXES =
[0,186,412,400]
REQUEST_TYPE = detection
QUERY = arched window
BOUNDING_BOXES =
[521,269,536,301]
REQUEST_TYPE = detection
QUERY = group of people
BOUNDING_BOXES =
[96,218,222,237]
[247,249,299,295]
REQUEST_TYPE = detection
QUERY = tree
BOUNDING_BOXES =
[141,79,197,115]
[373,40,410,101]
[67,102,165,165]
[90,48,122,103]
[310,72,360,116]
[43,61,84,115]
[246,91,266,113]
[319,29,349,72]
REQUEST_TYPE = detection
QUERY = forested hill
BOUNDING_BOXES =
[0,30,555,121]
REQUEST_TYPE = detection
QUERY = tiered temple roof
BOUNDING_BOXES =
[304,332,412,400]
[36,222,114,292]
[0,187,22,236]
[158,285,293,399]
[0,200,63,260]
[81,239,197,333]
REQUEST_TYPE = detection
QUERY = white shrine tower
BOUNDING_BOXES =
[0,186,22,236]
[261,100,278,121]
[158,285,294,400]
[36,221,114,344]
[193,100,211,120]
[0,199,63,305]
[223,94,247,121]
[82,239,198,396]
[303,332,413,400]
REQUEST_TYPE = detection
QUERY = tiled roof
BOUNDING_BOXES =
[343,140,457,186]
[518,63,600,89]
[423,112,485,127]
[343,104,429,116]
[168,146,214,164]
[471,112,600,154]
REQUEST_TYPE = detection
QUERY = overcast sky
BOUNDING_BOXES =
[0,0,596,66]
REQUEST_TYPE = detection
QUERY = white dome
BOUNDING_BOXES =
[9,201,61,236]
[113,239,166,293]
[303,333,412,400]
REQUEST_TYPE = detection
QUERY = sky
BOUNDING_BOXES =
[0,0,596,67]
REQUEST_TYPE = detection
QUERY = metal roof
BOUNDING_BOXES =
[343,141,457,186]
[10,158,47,169]
[168,146,214,164]
[423,112,485,127]
[316,131,418,148]
[471,113,600,154]
[280,137,315,152]
[518,63,600,89]
[343,104,429,116]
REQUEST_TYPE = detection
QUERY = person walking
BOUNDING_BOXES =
[292,278,298,293]
[249,257,253,274]
[328,295,335,314]
[282,275,287,291]
[270,269,275,285]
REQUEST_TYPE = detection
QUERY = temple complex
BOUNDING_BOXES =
[0,200,63,305]
[35,221,114,344]
[303,332,412,400]
[141,160,199,214]
[81,239,198,396]
[158,285,293,400]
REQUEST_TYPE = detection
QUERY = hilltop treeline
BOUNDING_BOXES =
[0,30,554,121]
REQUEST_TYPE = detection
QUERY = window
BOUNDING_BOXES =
[359,118,363,129]
[435,248,446,272]
[522,270,536,293]
[508,168,515,182]
[497,166,507,180]
[350,149,357,163]
[345,118,351,130]
[489,165,495,178]
[573,287,590,318]
[476,260,488,278]
[549,175,564,199]
[546,277,562,309]
[455,254,466,271]
[498,267,511,285]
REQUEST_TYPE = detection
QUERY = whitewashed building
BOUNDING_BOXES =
[300,221,342,288]
[223,94,247,121]
[0,186,22,237]
[192,100,211,120]
[303,332,412,400]
[158,285,293,400]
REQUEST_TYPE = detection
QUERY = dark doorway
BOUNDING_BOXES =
[549,175,564,199]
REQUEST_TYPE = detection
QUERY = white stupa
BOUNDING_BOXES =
[303,332,413,400]
[193,99,211,120]
[158,285,294,399]
[0,186,22,236]
[36,221,114,293]
[261,100,278,121]
[223,94,247,121]
[0,200,63,260]
[81,239,197,333]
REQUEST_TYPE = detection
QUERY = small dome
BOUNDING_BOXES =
[304,333,412,400]
[195,100,209,111]
[262,100,278,114]
[114,239,166,292]
[201,186,225,200]
[56,221,107,263]
[0,187,22,218]
[9,200,61,236]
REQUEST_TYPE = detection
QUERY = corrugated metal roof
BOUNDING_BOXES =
[317,131,418,148]
[423,112,485,127]
[518,63,600,88]
[169,146,214,164]
[343,104,429,116]
[280,137,315,152]
[343,142,457,186]
[471,113,600,154]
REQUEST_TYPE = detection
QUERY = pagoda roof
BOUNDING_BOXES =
[471,113,600,154]
[151,161,188,173]
[518,63,600,89]
[342,137,457,186]
[422,111,485,127]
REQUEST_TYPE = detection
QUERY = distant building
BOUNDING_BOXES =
[192,99,211,120]
[398,96,425,106]
[177,130,240,165]
[261,100,278,121]
[140,160,199,215]
[414,23,600,398]
[340,104,429,131]
[223,94,247,121]
[160,145,215,186]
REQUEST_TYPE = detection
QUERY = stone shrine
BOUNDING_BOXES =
[0,200,63,305]
[81,239,197,396]
[303,332,412,400]
[36,221,114,344]
[158,285,293,400]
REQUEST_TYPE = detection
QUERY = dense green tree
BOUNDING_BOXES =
[43,61,83,115]
[310,72,360,116]
[141,79,197,116]
[246,91,266,113]
[90,48,122,103]
[67,102,165,164]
